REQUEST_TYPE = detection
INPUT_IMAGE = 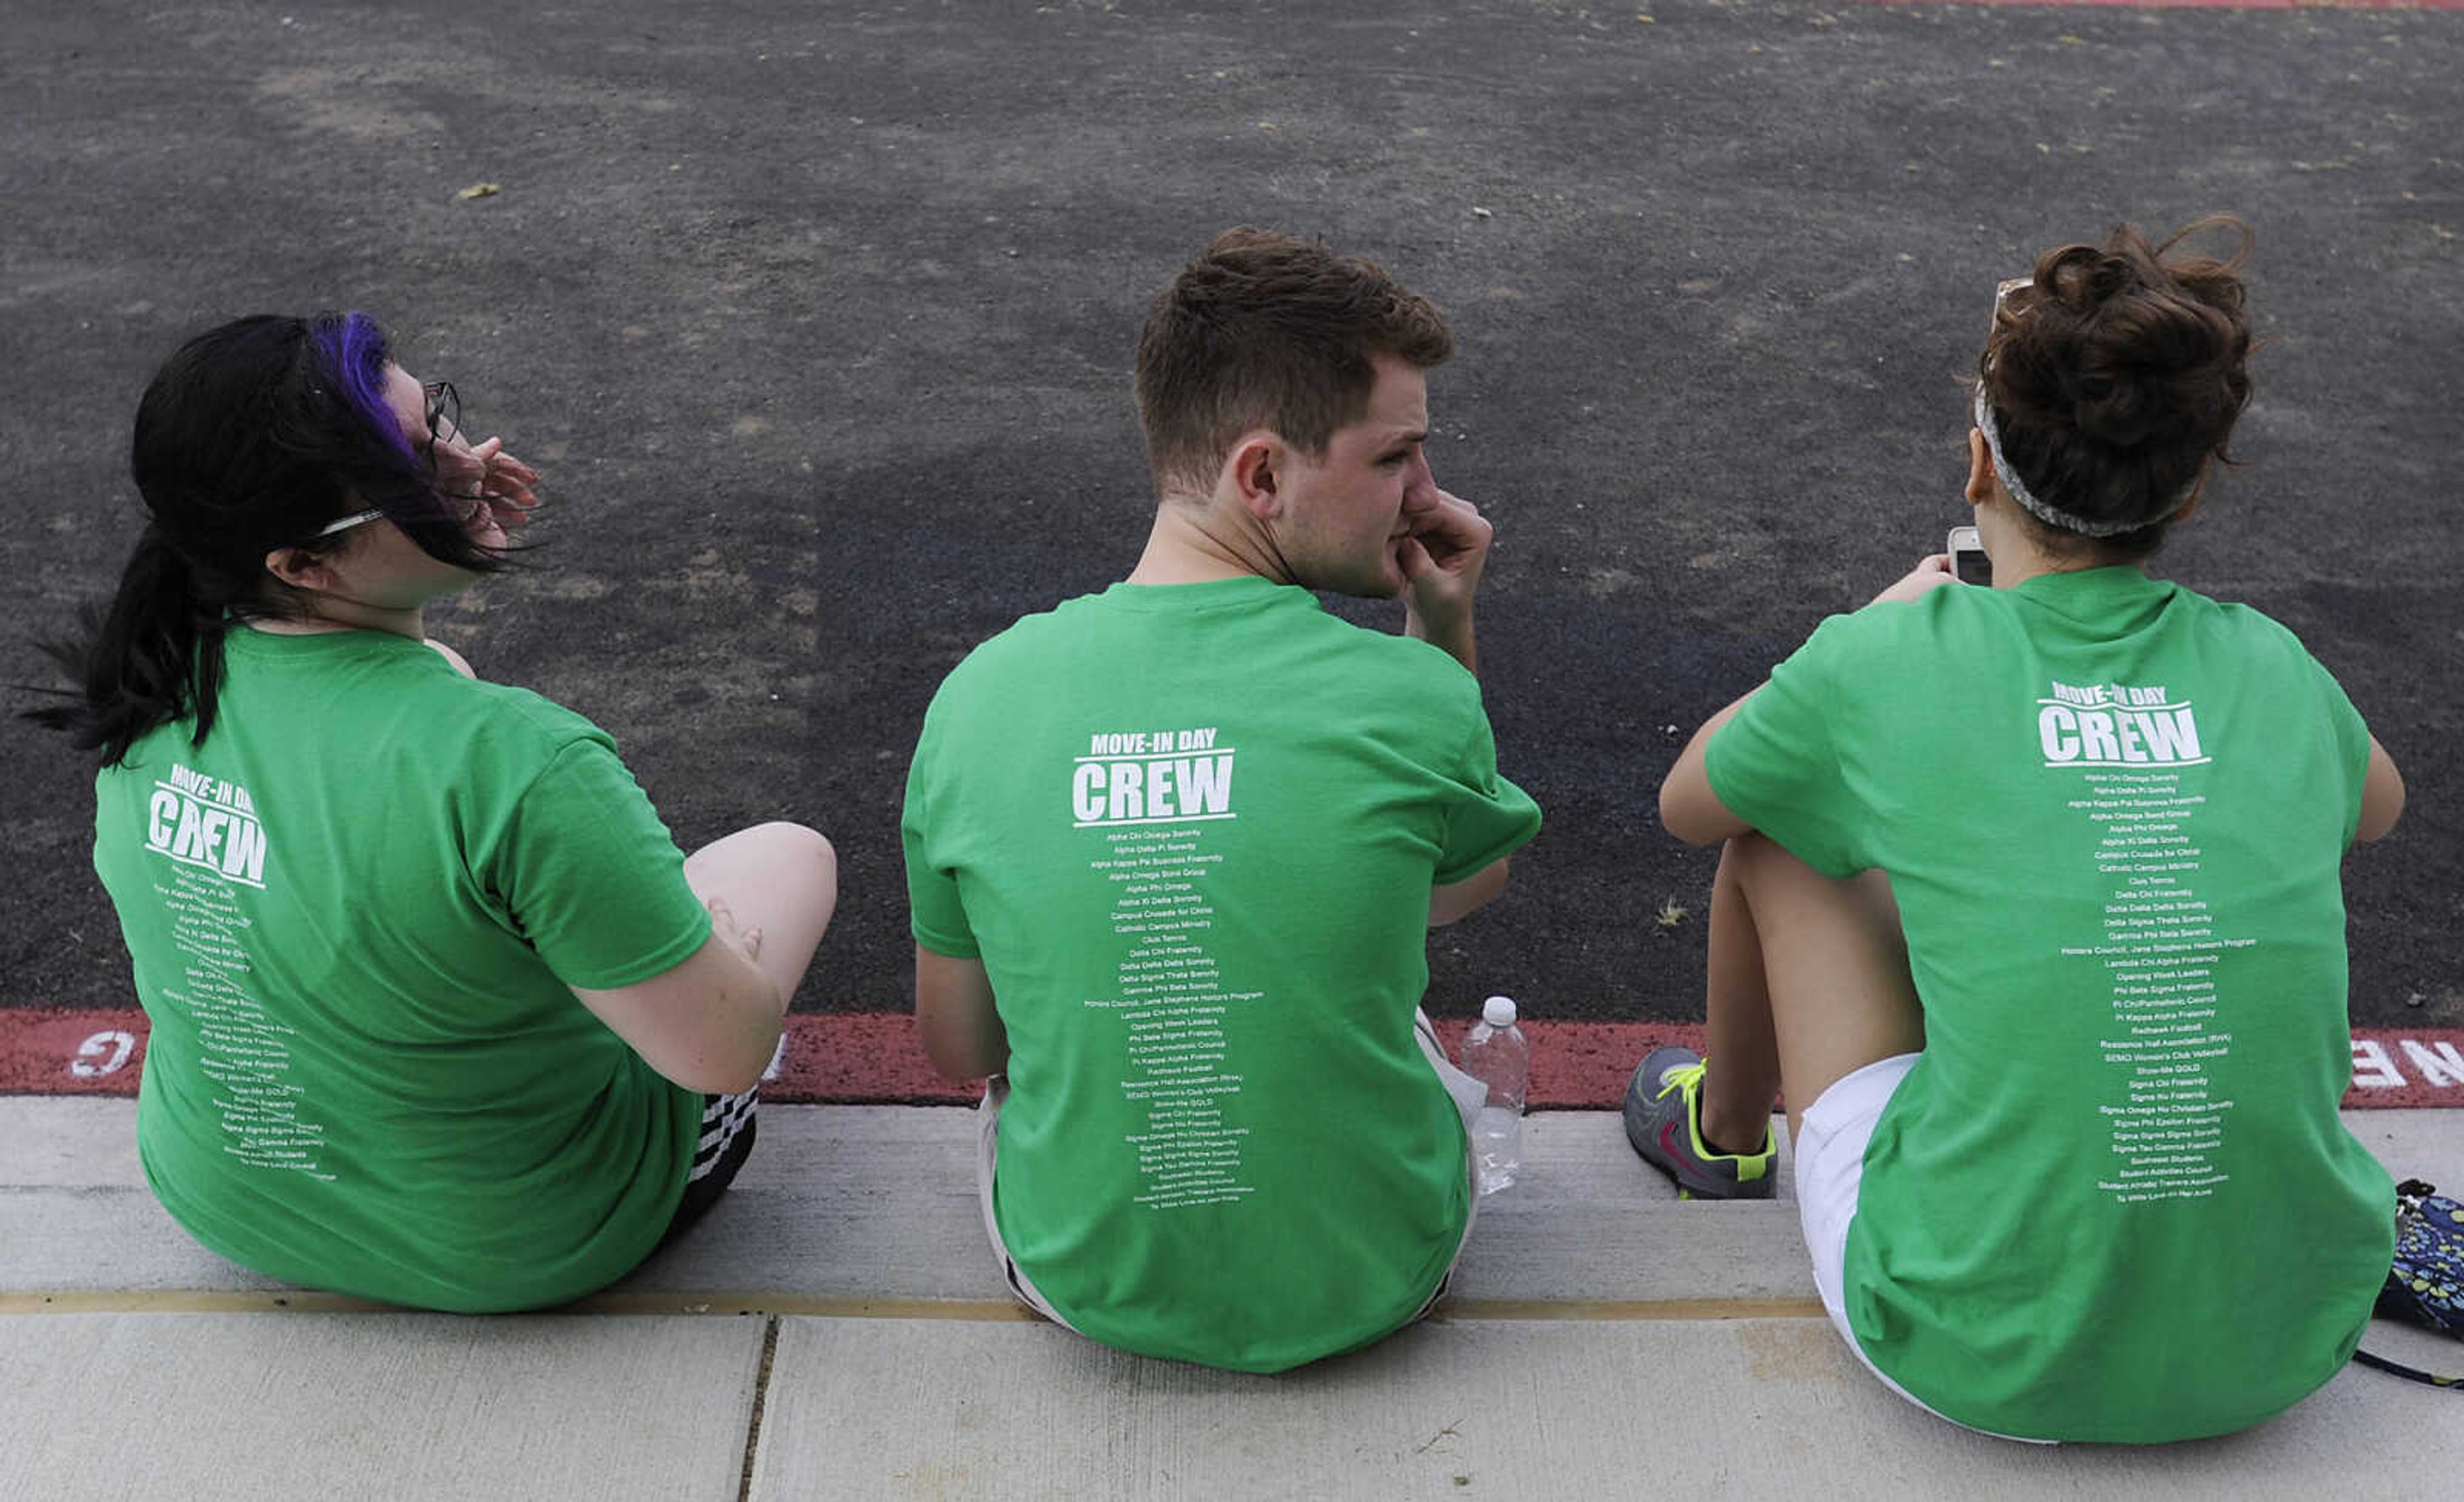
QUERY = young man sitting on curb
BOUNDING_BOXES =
[903,228,1541,1373]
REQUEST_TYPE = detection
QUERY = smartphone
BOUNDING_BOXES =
[1947,525,1992,587]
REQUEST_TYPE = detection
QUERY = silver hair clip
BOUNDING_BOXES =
[312,507,385,537]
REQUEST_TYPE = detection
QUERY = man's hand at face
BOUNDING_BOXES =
[1399,488,1491,675]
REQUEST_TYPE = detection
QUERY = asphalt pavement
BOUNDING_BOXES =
[3,0,2456,1026]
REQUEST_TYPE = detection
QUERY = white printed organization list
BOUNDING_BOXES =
[2039,683,2243,1206]
[145,764,332,1180]
[1076,727,1261,1212]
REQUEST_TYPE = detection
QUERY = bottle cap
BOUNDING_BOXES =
[1482,995,1517,1028]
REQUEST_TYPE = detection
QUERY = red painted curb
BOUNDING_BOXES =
[7,1008,2460,1110]
[1853,1,2464,10]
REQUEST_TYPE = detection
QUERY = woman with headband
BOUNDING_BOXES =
[1626,221,2405,1440]
[30,313,837,1311]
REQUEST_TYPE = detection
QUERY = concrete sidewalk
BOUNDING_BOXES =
[4,1100,2460,1501]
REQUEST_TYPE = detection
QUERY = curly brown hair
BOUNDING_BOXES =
[1978,217,2255,558]
[1134,228,1453,498]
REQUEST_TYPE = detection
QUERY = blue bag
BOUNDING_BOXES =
[2354,1179,2464,1390]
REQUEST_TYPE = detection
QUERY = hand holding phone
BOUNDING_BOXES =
[1868,554,1958,608]
[1948,525,1992,586]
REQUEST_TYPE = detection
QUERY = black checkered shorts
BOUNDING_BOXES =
[660,1085,758,1244]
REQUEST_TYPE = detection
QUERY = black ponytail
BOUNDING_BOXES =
[25,526,247,765]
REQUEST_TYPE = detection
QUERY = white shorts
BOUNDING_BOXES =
[976,1009,1482,1332]
[1795,1052,2052,1444]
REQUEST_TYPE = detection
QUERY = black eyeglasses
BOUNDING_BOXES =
[312,380,484,538]
[421,381,461,456]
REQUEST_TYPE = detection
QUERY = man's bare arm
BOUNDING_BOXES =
[1430,858,1510,927]
[914,945,1008,1080]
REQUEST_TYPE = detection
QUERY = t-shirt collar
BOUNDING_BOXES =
[2007,565,2175,624]
[1095,574,1310,614]
[225,624,432,661]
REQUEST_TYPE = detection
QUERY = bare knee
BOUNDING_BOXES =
[1718,830,1801,895]
[767,821,835,871]
[760,821,839,908]
[684,821,839,908]
[1724,833,1899,931]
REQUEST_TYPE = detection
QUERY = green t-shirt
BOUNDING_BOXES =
[1708,567,2393,1441]
[903,576,1541,1372]
[94,627,712,1312]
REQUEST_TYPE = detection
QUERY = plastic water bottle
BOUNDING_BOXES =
[1460,995,1529,1195]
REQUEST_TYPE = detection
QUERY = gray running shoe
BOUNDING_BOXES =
[1622,1046,1775,1200]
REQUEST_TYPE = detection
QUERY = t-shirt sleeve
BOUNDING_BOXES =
[1704,615,1867,879]
[1432,700,1543,886]
[493,738,712,990]
[901,705,980,959]
[2309,655,2375,846]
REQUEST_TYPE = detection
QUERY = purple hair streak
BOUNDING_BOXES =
[309,310,417,463]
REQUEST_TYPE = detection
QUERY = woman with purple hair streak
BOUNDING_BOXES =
[29,313,837,1310]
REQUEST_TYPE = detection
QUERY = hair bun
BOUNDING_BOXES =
[1978,218,2255,549]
